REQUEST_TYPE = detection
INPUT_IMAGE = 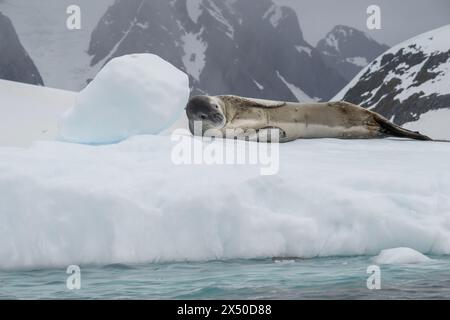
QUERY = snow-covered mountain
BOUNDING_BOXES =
[88,0,345,101]
[334,25,450,129]
[317,25,389,81]
[0,12,43,86]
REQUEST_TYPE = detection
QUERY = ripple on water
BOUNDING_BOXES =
[0,256,449,299]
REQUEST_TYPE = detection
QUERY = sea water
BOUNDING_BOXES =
[1,256,449,299]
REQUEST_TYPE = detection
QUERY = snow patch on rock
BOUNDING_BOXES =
[186,0,203,23]
[206,0,234,38]
[263,4,283,28]
[253,79,264,90]
[276,71,313,102]
[296,45,312,57]
[345,57,368,67]
[182,29,207,81]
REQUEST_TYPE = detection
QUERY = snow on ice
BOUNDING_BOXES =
[58,54,190,144]
[373,248,432,265]
[1,136,450,269]
[0,79,75,147]
[1,53,450,270]
[404,109,450,141]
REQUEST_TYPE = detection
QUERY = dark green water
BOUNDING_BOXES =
[1,256,449,299]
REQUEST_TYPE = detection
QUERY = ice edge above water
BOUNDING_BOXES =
[0,135,449,269]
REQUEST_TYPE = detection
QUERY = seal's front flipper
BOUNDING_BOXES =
[247,126,287,143]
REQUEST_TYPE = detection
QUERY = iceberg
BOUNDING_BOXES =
[1,136,449,269]
[373,247,432,265]
[58,54,190,144]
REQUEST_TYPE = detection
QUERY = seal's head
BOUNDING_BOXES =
[186,95,226,135]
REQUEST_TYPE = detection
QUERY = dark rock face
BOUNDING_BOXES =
[317,25,389,81]
[334,26,450,126]
[0,12,43,85]
[88,0,346,101]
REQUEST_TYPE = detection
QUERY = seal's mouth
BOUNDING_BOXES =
[186,96,225,135]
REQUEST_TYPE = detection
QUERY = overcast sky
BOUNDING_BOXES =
[276,0,450,46]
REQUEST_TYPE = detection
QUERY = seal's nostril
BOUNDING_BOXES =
[200,114,207,120]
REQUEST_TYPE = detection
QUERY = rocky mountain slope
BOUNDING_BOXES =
[317,25,389,81]
[0,12,43,85]
[334,25,450,126]
[88,0,346,101]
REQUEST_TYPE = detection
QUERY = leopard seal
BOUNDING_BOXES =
[185,95,432,142]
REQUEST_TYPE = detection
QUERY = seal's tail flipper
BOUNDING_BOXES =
[373,114,433,141]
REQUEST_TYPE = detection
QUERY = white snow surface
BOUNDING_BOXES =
[0,80,75,147]
[404,108,450,140]
[373,247,432,265]
[1,136,450,269]
[58,54,190,144]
